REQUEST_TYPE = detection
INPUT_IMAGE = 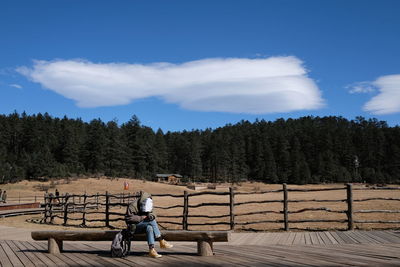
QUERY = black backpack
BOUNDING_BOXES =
[111,230,131,258]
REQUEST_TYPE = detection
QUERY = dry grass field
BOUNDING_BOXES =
[0,177,399,231]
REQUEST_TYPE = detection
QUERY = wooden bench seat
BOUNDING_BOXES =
[31,230,230,256]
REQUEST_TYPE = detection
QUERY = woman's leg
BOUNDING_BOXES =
[149,220,173,249]
[134,221,155,246]
[149,220,162,239]
[135,221,162,258]
[145,224,155,246]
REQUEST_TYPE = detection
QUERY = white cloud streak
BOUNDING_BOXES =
[17,57,324,114]
[9,83,22,89]
[363,74,400,115]
[347,81,376,94]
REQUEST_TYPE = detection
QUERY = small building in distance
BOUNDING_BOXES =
[155,174,182,185]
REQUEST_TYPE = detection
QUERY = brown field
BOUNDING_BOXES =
[0,177,399,231]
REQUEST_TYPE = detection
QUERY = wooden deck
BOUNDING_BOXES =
[0,208,44,218]
[0,230,400,266]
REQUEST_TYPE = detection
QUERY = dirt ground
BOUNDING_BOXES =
[0,178,399,231]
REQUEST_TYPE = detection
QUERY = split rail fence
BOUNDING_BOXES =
[4,195,43,204]
[41,184,400,231]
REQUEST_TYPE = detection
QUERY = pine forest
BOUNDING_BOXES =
[0,112,399,185]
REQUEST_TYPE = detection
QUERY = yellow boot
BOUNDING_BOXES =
[149,248,162,258]
[159,239,173,249]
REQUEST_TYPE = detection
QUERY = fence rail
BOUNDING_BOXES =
[4,195,44,204]
[39,183,400,231]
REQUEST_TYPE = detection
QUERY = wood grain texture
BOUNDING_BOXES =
[32,230,230,242]
[3,230,400,266]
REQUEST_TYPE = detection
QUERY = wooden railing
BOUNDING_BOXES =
[352,185,400,227]
[42,192,132,227]
[40,184,400,230]
[4,194,44,204]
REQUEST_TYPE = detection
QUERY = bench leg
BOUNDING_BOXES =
[197,240,214,256]
[48,238,63,254]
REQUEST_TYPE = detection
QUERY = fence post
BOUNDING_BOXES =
[43,195,49,223]
[82,193,87,226]
[96,193,99,209]
[283,183,289,231]
[183,191,188,230]
[49,196,54,223]
[105,191,110,228]
[229,187,235,230]
[72,194,76,213]
[63,195,69,226]
[49,196,53,223]
[346,183,354,230]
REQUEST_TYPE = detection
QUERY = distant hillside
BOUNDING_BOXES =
[0,112,399,184]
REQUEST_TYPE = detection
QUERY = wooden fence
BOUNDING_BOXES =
[41,184,400,231]
[4,194,44,204]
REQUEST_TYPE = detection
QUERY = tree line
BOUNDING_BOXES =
[0,112,399,184]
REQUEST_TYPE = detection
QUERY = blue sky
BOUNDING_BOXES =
[1,0,399,131]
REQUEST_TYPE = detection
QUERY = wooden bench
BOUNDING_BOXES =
[31,230,230,256]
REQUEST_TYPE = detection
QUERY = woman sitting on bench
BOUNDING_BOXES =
[125,191,173,258]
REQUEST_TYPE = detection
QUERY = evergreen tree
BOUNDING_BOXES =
[82,119,107,174]
[187,132,203,178]
[104,120,125,177]
[153,128,168,173]
[275,136,291,183]
[228,134,248,183]
[263,138,278,183]
[121,115,146,177]
[55,116,82,175]
[289,137,303,184]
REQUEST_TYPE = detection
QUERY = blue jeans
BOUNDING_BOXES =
[134,219,161,246]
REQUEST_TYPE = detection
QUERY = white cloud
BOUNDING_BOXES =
[17,57,325,114]
[9,83,22,89]
[363,74,400,115]
[347,81,376,94]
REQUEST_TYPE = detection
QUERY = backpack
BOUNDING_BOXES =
[111,230,130,257]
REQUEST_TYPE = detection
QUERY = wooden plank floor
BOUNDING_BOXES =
[1,231,400,266]
[229,230,400,246]
[0,226,34,241]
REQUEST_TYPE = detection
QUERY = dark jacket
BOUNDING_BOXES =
[125,191,156,232]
